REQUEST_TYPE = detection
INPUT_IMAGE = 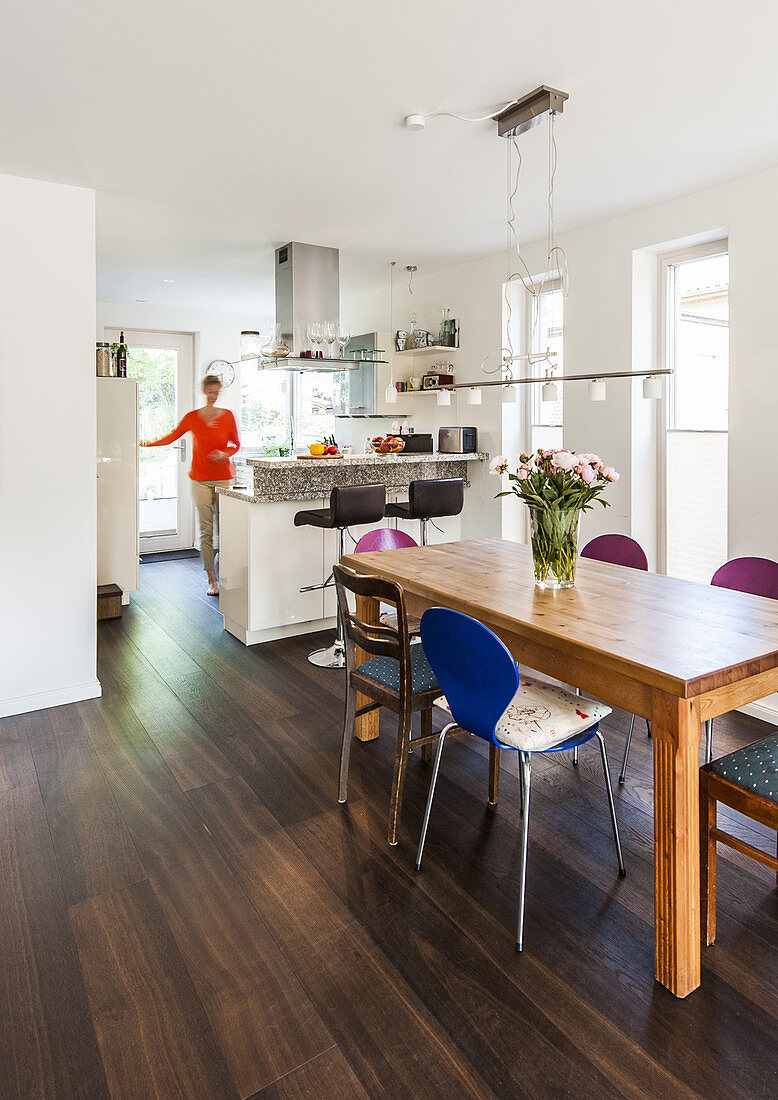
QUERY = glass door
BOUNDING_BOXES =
[105,328,195,553]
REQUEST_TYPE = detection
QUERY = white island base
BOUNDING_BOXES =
[217,453,484,646]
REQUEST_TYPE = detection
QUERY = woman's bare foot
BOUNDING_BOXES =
[207,571,219,596]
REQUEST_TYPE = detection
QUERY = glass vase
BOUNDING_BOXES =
[260,322,290,358]
[528,507,581,589]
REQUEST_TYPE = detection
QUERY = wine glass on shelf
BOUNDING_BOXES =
[306,320,320,356]
[312,321,324,359]
[324,320,337,358]
[336,323,350,359]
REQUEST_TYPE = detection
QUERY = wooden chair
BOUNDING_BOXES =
[333,564,441,846]
[700,732,778,945]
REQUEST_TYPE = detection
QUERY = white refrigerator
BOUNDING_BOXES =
[97,377,139,603]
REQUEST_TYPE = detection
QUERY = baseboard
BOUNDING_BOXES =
[737,699,778,726]
[222,615,337,647]
[0,679,102,719]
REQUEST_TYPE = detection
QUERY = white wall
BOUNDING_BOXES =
[343,254,504,538]
[96,301,273,421]
[0,173,99,717]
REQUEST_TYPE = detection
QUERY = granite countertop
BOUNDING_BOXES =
[219,451,488,503]
[245,452,485,470]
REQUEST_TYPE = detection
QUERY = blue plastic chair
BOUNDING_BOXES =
[417,607,626,952]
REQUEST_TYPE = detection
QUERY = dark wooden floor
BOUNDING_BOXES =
[1,557,777,1099]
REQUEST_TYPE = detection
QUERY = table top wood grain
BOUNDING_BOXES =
[342,538,778,700]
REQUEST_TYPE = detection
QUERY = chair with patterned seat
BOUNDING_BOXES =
[333,563,440,846]
[700,731,778,945]
[703,557,778,763]
[580,533,651,782]
[415,606,626,952]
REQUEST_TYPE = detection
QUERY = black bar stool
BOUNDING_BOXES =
[385,477,464,545]
[294,483,386,668]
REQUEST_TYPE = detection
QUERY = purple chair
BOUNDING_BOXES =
[580,534,649,572]
[703,557,778,761]
[581,534,650,783]
[354,528,418,553]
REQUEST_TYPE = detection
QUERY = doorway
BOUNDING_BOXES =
[105,328,195,553]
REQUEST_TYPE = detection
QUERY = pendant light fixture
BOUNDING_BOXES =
[466,387,482,405]
[588,378,606,401]
[436,388,451,406]
[643,374,662,399]
[384,261,398,404]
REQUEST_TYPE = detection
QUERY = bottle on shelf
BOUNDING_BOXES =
[439,308,457,348]
[117,331,128,377]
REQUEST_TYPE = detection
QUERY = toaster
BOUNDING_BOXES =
[438,427,477,453]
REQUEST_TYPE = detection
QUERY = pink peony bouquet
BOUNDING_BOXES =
[491,449,619,513]
[491,449,620,587]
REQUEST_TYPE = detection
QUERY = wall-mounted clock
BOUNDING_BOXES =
[205,359,235,388]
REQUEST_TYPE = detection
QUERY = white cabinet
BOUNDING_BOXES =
[97,378,139,602]
[219,495,332,645]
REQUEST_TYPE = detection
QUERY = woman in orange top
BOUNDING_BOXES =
[142,375,240,596]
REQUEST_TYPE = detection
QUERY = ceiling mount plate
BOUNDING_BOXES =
[494,86,569,138]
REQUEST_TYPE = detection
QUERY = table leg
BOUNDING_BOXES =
[354,593,380,742]
[651,690,702,997]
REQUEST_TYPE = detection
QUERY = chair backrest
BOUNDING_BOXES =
[333,565,413,698]
[420,607,519,744]
[408,478,465,520]
[329,483,386,528]
[710,556,778,600]
[580,534,649,571]
[354,528,418,553]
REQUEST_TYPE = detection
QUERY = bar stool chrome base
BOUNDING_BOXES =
[308,641,346,669]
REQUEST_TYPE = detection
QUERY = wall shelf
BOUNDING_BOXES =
[394,345,458,358]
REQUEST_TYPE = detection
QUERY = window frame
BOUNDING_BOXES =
[657,237,729,575]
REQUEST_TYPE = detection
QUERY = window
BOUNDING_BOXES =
[240,368,342,454]
[527,280,564,454]
[662,243,729,582]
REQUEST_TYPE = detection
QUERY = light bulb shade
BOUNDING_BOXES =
[384,383,398,404]
[405,114,426,131]
[466,387,482,405]
[588,379,606,402]
[502,385,517,403]
[541,380,558,403]
[643,375,662,399]
[436,388,451,406]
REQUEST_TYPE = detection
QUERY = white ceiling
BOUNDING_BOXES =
[2,0,778,314]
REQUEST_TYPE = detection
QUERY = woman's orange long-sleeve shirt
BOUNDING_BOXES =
[146,409,240,481]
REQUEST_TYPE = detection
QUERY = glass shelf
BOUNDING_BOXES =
[335,413,409,419]
[231,354,386,373]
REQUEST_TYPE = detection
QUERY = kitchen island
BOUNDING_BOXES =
[217,452,486,645]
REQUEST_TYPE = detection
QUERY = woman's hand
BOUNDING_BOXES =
[208,449,228,462]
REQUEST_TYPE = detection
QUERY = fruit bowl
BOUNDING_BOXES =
[370,435,405,455]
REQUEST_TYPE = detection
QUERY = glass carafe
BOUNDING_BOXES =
[260,323,290,358]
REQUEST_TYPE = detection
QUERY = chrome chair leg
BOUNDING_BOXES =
[595,731,626,876]
[415,723,456,871]
[516,751,532,952]
[704,718,713,764]
[572,746,579,766]
[619,713,636,785]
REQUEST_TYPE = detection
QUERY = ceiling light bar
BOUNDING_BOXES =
[423,368,673,393]
[493,86,569,138]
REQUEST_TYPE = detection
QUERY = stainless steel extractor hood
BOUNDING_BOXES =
[233,241,385,372]
[276,241,339,356]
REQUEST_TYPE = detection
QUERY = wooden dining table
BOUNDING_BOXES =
[341,537,778,998]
